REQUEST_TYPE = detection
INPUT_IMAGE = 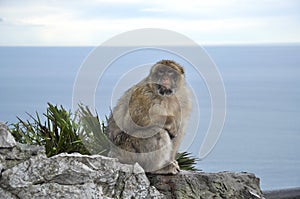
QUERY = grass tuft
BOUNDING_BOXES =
[9,103,199,171]
[176,151,200,171]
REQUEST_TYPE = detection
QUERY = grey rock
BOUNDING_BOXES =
[0,152,164,199]
[0,122,16,148]
[0,123,264,199]
[0,142,45,171]
[0,187,17,199]
[148,170,264,199]
[263,187,300,199]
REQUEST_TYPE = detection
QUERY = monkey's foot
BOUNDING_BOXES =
[151,160,180,175]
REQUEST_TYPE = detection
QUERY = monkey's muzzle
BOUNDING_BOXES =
[157,84,174,96]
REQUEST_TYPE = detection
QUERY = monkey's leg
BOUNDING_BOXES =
[147,129,175,172]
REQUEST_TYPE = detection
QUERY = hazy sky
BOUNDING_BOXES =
[1,0,300,46]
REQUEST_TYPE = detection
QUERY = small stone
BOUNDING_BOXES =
[133,162,144,174]
[0,122,16,148]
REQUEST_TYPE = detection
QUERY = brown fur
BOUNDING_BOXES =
[107,60,192,174]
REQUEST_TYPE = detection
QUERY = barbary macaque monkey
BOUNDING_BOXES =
[107,60,192,174]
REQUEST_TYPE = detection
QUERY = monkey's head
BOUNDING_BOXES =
[149,60,185,96]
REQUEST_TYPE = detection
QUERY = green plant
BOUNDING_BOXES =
[176,151,200,171]
[76,104,110,156]
[9,103,90,157]
[9,103,199,171]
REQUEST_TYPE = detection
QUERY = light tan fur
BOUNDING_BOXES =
[107,60,192,174]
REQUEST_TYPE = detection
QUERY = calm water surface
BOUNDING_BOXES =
[0,46,299,190]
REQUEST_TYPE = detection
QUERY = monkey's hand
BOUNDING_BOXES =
[151,160,180,175]
[163,116,177,139]
[150,115,177,139]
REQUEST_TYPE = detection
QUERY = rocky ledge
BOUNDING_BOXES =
[0,122,264,199]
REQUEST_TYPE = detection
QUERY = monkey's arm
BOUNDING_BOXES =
[163,115,177,139]
[122,87,161,137]
[125,86,176,139]
[149,115,177,139]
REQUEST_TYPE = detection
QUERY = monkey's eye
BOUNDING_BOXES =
[157,69,164,75]
[167,70,174,75]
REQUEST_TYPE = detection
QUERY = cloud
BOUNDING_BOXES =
[140,8,166,13]
[0,0,300,45]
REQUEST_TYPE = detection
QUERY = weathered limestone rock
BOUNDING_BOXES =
[0,123,163,198]
[0,153,163,199]
[0,142,45,170]
[148,171,264,199]
[0,123,265,199]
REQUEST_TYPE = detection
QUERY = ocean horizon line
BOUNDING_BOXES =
[1,42,300,48]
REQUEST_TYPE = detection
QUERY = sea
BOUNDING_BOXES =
[0,45,299,191]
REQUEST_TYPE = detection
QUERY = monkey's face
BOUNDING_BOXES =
[151,65,183,96]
